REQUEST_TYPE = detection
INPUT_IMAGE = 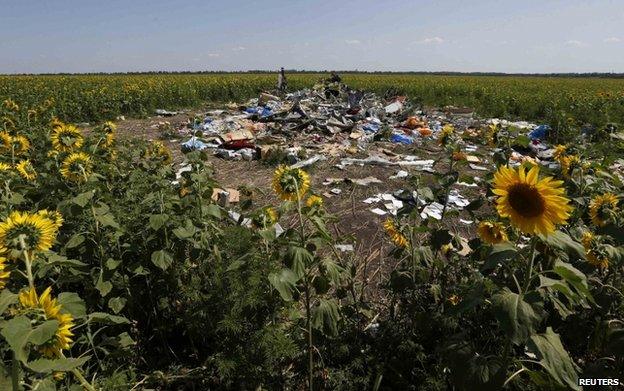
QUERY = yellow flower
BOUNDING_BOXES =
[492,165,572,235]
[0,211,57,256]
[477,221,508,244]
[101,121,117,147]
[0,256,10,290]
[580,231,609,269]
[438,124,454,145]
[60,152,92,183]
[11,135,31,155]
[3,99,19,112]
[0,131,12,150]
[447,294,461,306]
[145,141,172,164]
[36,210,63,232]
[272,166,310,201]
[18,287,74,357]
[251,207,278,229]
[383,219,408,248]
[589,193,619,227]
[49,117,65,130]
[560,155,581,178]
[306,195,323,208]
[553,145,567,161]
[15,160,37,181]
[50,124,84,153]
[0,162,11,172]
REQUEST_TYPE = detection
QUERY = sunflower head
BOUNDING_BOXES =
[3,99,19,112]
[580,233,609,269]
[15,160,37,181]
[10,135,31,155]
[0,131,12,150]
[51,124,84,153]
[0,255,10,290]
[36,210,63,232]
[305,195,323,208]
[18,287,75,357]
[589,193,619,227]
[553,145,567,161]
[145,141,172,165]
[99,121,117,147]
[0,211,58,257]
[272,166,310,201]
[477,221,508,244]
[438,124,455,146]
[383,219,408,248]
[492,165,573,235]
[49,117,65,130]
[0,162,12,173]
[447,294,461,306]
[60,152,92,183]
[251,207,279,229]
[560,155,581,178]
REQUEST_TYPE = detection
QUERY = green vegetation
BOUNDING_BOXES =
[2,73,624,132]
[0,77,622,390]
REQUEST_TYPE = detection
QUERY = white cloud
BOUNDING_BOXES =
[565,40,588,47]
[231,46,246,51]
[417,37,444,44]
[604,37,621,43]
[345,39,361,45]
[207,53,221,57]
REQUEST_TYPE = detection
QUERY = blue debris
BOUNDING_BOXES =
[244,106,273,118]
[529,125,550,140]
[181,136,208,152]
[362,123,380,133]
[390,133,413,144]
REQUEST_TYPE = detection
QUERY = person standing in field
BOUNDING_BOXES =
[277,67,287,92]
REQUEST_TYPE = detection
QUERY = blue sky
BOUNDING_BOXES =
[1,0,623,74]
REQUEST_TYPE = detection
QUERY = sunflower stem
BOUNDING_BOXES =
[11,351,19,391]
[18,235,35,290]
[523,239,538,293]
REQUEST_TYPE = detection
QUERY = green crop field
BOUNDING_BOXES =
[2,73,624,129]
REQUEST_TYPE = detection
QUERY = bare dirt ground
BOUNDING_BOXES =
[90,105,491,291]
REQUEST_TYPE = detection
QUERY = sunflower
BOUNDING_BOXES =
[18,287,74,357]
[0,211,58,256]
[272,166,310,201]
[492,165,572,235]
[477,221,508,244]
[447,294,461,306]
[0,256,10,290]
[306,195,323,208]
[145,141,172,164]
[15,160,37,181]
[11,135,31,155]
[589,193,619,227]
[36,210,63,232]
[560,155,581,178]
[3,99,19,112]
[553,145,567,161]
[0,162,11,172]
[2,116,15,130]
[0,131,12,150]
[438,124,454,146]
[580,231,609,269]
[49,117,64,130]
[101,121,116,147]
[251,207,278,229]
[383,219,408,248]
[60,152,92,183]
[50,124,84,153]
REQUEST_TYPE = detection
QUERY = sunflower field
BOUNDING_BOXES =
[0,80,623,390]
